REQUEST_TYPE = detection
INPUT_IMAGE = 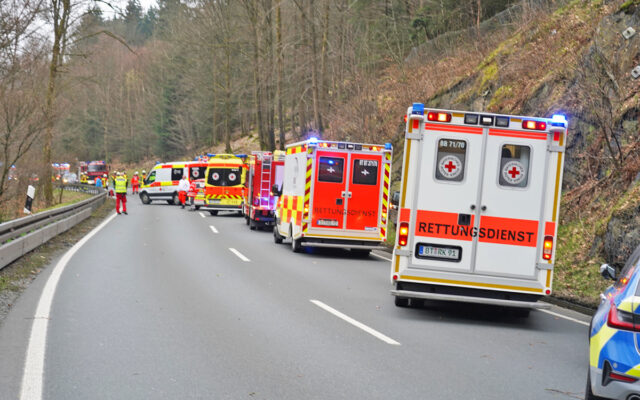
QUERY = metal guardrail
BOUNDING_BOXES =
[0,188,107,271]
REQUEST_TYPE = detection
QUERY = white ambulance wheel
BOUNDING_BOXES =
[512,308,531,318]
[172,193,180,205]
[140,192,150,204]
[290,228,302,253]
[273,227,283,244]
[209,210,218,216]
[395,297,410,307]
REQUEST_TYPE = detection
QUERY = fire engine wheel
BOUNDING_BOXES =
[290,228,302,253]
[249,219,257,230]
[273,227,283,244]
[140,192,151,205]
[511,308,531,318]
[394,296,410,308]
[209,210,218,216]
[245,216,250,225]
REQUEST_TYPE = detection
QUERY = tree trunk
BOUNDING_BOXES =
[308,0,323,136]
[276,0,286,150]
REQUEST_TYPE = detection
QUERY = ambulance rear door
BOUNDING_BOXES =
[474,127,549,278]
[311,149,348,229]
[410,122,485,273]
[345,152,384,233]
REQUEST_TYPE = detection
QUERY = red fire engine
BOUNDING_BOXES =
[243,151,285,230]
[86,161,109,185]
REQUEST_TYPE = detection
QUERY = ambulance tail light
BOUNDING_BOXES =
[522,120,547,130]
[404,115,408,123]
[542,235,554,260]
[607,302,640,332]
[398,222,409,247]
[427,112,452,123]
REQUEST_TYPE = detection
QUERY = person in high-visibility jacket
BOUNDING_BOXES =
[115,172,128,215]
[131,171,140,194]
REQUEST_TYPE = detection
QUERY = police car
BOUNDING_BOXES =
[587,245,640,400]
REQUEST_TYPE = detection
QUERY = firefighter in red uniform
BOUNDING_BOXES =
[131,171,140,194]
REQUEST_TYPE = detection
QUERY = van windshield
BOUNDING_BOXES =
[207,168,241,186]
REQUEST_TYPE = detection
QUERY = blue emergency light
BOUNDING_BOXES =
[551,114,567,124]
[207,153,216,157]
[384,143,392,150]
[308,137,319,146]
[412,103,425,115]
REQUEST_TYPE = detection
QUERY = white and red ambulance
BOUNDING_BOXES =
[243,151,285,230]
[274,138,393,255]
[139,161,208,205]
[391,103,567,314]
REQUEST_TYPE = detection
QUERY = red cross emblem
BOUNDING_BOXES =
[508,166,520,179]
[444,161,457,173]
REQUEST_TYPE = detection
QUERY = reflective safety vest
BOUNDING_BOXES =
[115,177,127,193]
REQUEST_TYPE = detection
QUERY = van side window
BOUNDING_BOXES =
[145,171,156,184]
[171,168,184,181]
[190,167,206,180]
[318,157,344,183]
[499,145,530,188]
[435,139,466,182]
[352,159,378,185]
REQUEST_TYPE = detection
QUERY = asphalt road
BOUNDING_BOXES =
[0,195,590,400]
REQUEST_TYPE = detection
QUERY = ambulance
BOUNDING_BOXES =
[203,154,247,216]
[391,103,568,314]
[243,151,285,230]
[273,138,393,255]
[139,161,208,205]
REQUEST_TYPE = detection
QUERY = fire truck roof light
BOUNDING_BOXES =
[412,103,425,115]
[308,137,319,145]
[385,143,392,150]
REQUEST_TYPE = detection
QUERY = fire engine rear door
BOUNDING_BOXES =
[345,153,383,232]
[311,150,347,229]
[411,124,485,273]
[474,128,549,278]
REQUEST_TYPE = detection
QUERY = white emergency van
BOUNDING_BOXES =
[139,161,208,205]
[391,103,567,313]
[274,138,393,255]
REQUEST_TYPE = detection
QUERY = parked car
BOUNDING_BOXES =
[62,172,78,184]
[587,245,640,400]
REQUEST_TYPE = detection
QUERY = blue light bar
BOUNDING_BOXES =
[412,103,425,115]
[384,143,392,150]
[207,153,216,157]
[308,137,319,145]
[551,114,567,124]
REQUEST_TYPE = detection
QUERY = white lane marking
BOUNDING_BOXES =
[209,225,218,234]
[20,212,118,400]
[371,252,392,262]
[310,299,401,346]
[229,248,250,262]
[538,309,589,326]
[199,212,206,218]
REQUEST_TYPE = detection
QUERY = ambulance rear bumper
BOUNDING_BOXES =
[391,290,550,309]
[302,242,386,250]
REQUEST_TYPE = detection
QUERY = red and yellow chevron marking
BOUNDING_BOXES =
[206,194,243,200]
[380,151,391,239]
[286,144,308,155]
[280,195,303,226]
[302,157,313,233]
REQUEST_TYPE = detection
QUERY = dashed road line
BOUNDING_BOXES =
[229,248,250,262]
[20,212,118,400]
[538,309,590,326]
[209,225,218,234]
[371,252,392,262]
[310,299,401,346]
[199,212,206,218]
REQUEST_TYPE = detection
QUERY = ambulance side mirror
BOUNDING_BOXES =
[600,263,617,281]
[391,191,400,208]
[272,184,282,197]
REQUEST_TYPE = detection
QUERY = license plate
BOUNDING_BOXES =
[418,245,460,261]
[210,199,221,204]
[317,219,339,227]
